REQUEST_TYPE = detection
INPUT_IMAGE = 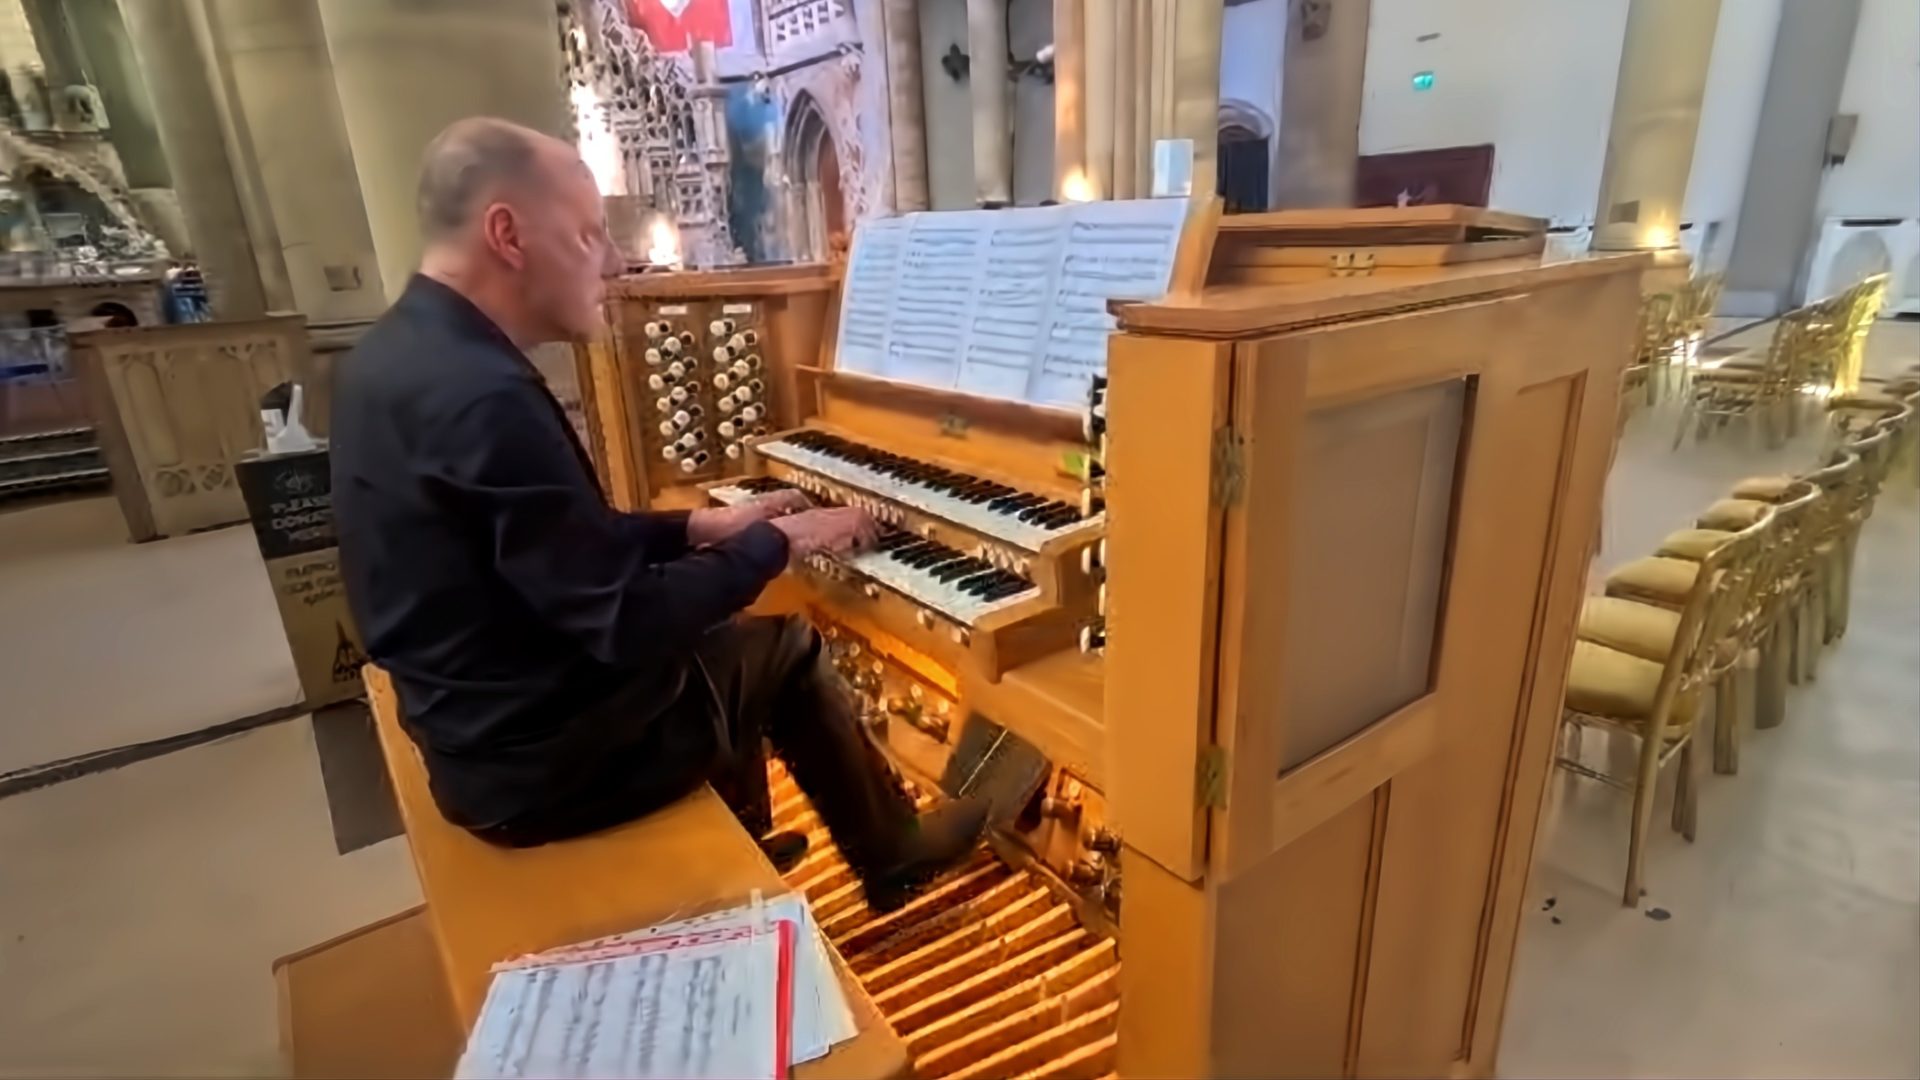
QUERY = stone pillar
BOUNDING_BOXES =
[315,0,567,301]
[965,0,1011,205]
[1274,0,1370,208]
[881,0,929,212]
[118,0,268,317]
[66,0,171,188]
[1165,0,1222,199]
[19,0,88,91]
[181,0,295,312]
[1082,1,1115,199]
[1590,0,1724,251]
[202,0,385,323]
[1052,0,1085,200]
[1110,0,1136,199]
[1131,0,1152,191]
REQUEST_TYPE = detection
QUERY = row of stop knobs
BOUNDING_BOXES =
[1078,375,1109,655]
[642,317,768,472]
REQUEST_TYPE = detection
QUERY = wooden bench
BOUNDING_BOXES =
[364,666,911,1080]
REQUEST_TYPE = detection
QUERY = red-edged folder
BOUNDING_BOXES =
[771,918,796,1080]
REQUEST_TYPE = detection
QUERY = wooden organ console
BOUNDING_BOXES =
[574,204,1648,1079]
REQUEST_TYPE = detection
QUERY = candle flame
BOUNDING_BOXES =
[1060,169,1095,203]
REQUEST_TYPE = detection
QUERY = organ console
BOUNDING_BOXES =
[574,203,1647,1078]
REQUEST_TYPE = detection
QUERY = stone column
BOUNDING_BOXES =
[118,0,268,317]
[1082,0,1115,199]
[1274,0,1370,208]
[1165,0,1222,199]
[965,0,1011,205]
[201,0,384,323]
[881,0,930,211]
[18,0,88,92]
[315,0,567,301]
[1052,0,1085,200]
[1110,0,1136,199]
[181,0,295,312]
[1131,0,1152,191]
[66,0,170,188]
[1590,0,1725,251]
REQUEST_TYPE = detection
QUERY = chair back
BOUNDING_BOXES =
[1845,426,1896,506]
[1686,272,1725,337]
[1650,513,1770,726]
[1748,481,1822,626]
[1636,292,1680,366]
[1804,451,1864,548]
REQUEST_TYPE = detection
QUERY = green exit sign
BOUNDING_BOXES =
[1412,70,1436,91]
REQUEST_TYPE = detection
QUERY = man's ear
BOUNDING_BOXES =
[480,202,524,269]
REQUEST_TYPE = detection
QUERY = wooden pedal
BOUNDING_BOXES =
[904,940,1117,1058]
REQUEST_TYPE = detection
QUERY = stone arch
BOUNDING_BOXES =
[784,90,846,262]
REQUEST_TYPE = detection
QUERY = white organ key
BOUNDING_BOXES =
[754,439,1102,552]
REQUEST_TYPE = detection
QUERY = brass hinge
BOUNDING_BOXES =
[1210,426,1245,506]
[1197,744,1229,810]
[1330,250,1376,277]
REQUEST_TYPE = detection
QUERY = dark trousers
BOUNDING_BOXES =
[473,615,916,875]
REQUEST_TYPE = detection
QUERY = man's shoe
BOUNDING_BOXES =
[861,797,990,913]
[758,830,810,873]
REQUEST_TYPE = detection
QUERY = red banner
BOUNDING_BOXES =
[625,0,733,52]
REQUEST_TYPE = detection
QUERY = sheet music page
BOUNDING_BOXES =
[457,928,783,1080]
[833,197,1188,405]
[833,216,909,376]
[1031,197,1190,405]
[507,894,854,1066]
[878,214,986,387]
[956,207,1068,399]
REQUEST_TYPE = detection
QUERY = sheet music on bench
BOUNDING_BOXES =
[834,197,1190,407]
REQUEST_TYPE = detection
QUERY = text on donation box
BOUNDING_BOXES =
[237,450,367,706]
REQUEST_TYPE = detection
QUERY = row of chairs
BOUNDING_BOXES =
[1622,271,1723,409]
[1675,273,1891,449]
[1559,368,1920,907]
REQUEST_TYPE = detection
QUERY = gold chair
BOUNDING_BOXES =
[1559,518,1766,906]
[1784,451,1865,671]
[1677,312,1811,450]
[1826,426,1894,642]
[1834,273,1890,395]
[1595,507,1777,773]
[1697,481,1823,733]
[1633,292,1682,406]
[1683,271,1725,342]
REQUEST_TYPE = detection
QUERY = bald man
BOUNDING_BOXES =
[331,119,983,910]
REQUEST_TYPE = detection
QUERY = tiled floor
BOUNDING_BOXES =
[0,319,1913,1077]
[0,719,420,1077]
[0,496,300,774]
[1499,320,1920,1077]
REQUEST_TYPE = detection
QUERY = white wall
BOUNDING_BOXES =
[1220,0,1283,132]
[1820,0,1920,219]
[1359,0,1630,225]
[1681,0,1783,268]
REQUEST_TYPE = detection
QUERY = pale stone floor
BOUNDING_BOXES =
[0,320,1914,1077]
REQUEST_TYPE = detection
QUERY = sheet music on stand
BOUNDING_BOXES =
[834,197,1189,407]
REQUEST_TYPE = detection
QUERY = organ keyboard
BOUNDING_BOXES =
[575,203,1648,1078]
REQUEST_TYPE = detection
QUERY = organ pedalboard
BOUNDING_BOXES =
[767,617,1121,1080]
[635,303,773,487]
